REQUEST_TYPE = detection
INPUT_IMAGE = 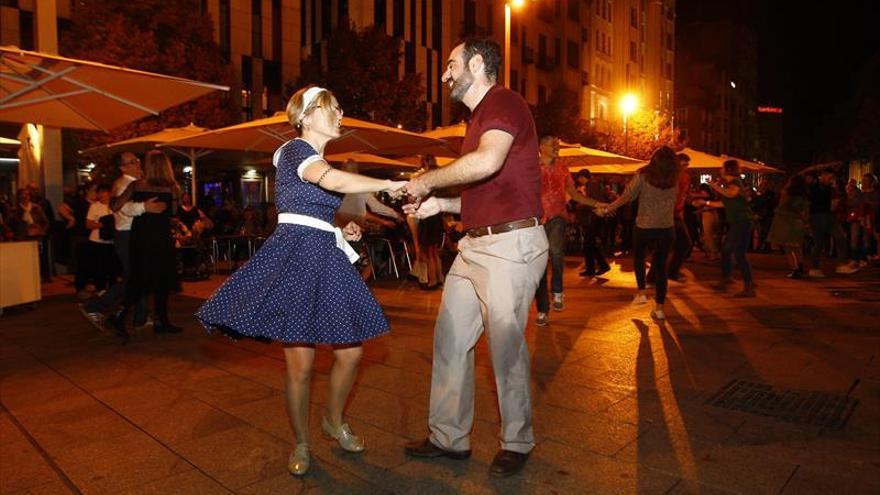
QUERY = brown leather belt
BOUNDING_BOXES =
[466,217,539,238]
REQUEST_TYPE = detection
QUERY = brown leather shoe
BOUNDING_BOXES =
[404,438,471,460]
[489,449,529,477]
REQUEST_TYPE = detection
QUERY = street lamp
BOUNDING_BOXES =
[504,0,528,89]
[620,93,639,154]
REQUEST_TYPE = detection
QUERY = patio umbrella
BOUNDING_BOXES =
[0,136,20,150]
[0,46,228,131]
[681,147,783,174]
[79,124,220,199]
[558,146,645,172]
[161,112,446,156]
[421,122,468,155]
[325,152,419,174]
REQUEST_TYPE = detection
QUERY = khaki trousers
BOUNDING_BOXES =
[428,225,548,454]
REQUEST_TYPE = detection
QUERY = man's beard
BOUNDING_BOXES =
[449,70,474,102]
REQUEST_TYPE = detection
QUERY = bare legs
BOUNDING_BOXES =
[283,344,364,443]
[326,345,363,427]
[284,345,315,445]
[425,245,444,288]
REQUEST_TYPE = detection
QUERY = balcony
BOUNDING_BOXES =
[537,57,556,71]
[522,47,535,65]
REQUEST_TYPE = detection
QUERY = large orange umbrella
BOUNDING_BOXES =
[161,112,447,156]
[0,46,228,131]
[421,122,468,155]
[558,145,645,172]
[681,147,783,174]
[79,124,223,199]
[0,136,20,151]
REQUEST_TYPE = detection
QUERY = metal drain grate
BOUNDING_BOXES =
[704,380,859,429]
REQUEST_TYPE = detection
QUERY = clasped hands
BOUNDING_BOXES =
[593,203,614,217]
[382,177,439,219]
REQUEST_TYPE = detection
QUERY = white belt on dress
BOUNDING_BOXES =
[277,213,360,264]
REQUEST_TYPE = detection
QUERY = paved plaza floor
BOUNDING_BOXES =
[2,253,879,494]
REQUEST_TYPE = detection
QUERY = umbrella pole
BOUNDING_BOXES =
[189,152,197,202]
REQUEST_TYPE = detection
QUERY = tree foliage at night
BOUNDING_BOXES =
[531,86,594,145]
[293,23,427,131]
[60,0,237,156]
[601,111,678,161]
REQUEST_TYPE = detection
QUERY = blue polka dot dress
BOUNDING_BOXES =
[196,139,390,344]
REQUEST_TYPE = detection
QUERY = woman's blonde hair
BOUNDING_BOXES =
[286,86,336,131]
[144,150,178,187]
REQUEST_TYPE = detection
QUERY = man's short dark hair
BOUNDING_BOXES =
[576,169,592,179]
[459,37,502,82]
[112,152,127,169]
[676,153,691,163]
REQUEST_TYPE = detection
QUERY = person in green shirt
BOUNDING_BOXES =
[693,160,756,297]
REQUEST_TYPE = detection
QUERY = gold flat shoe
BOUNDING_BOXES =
[287,443,310,476]
[322,417,365,453]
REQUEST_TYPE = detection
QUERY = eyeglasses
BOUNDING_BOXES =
[316,104,343,115]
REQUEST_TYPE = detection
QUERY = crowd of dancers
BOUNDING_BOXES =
[21,35,870,480]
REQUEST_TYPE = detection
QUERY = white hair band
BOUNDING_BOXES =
[298,86,327,122]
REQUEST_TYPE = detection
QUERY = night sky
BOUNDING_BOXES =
[677,0,879,165]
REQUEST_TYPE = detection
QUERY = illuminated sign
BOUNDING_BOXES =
[757,106,783,114]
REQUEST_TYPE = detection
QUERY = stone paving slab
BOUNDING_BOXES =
[1,254,879,493]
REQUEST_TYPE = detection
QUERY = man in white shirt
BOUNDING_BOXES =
[80,152,166,331]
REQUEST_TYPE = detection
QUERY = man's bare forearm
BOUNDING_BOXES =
[420,152,497,192]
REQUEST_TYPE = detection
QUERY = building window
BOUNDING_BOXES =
[300,0,307,46]
[251,2,265,56]
[393,0,404,36]
[538,34,547,66]
[554,37,561,66]
[321,0,331,39]
[241,56,253,121]
[510,70,518,92]
[426,49,432,99]
[405,42,414,72]
[630,7,637,28]
[486,3,494,36]
[463,0,476,37]
[666,33,673,50]
[272,0,282,61]
[431,0,441,48]
[410,0,416,39]
[567,0,580,22]
[311,0,317,45]
[374,0,386,29]
[421,0,427,45]
[17,10,34,50]
[220,0,231,61]
[567,39,579,69]
[340,0,349,24]
[511,16,518,43]
[630,41,636,62]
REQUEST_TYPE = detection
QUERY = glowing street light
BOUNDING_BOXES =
[504,0,530,89]
[620,93,639,154]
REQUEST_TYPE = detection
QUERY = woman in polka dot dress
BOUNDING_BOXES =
[196,86,407,476]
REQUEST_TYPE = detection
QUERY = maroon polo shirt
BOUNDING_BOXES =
[460,85,542,230]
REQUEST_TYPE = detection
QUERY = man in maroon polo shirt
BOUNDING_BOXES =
[402,38,548,478]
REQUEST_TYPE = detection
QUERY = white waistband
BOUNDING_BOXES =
[277,213,360,264]
[278,213,335,231]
